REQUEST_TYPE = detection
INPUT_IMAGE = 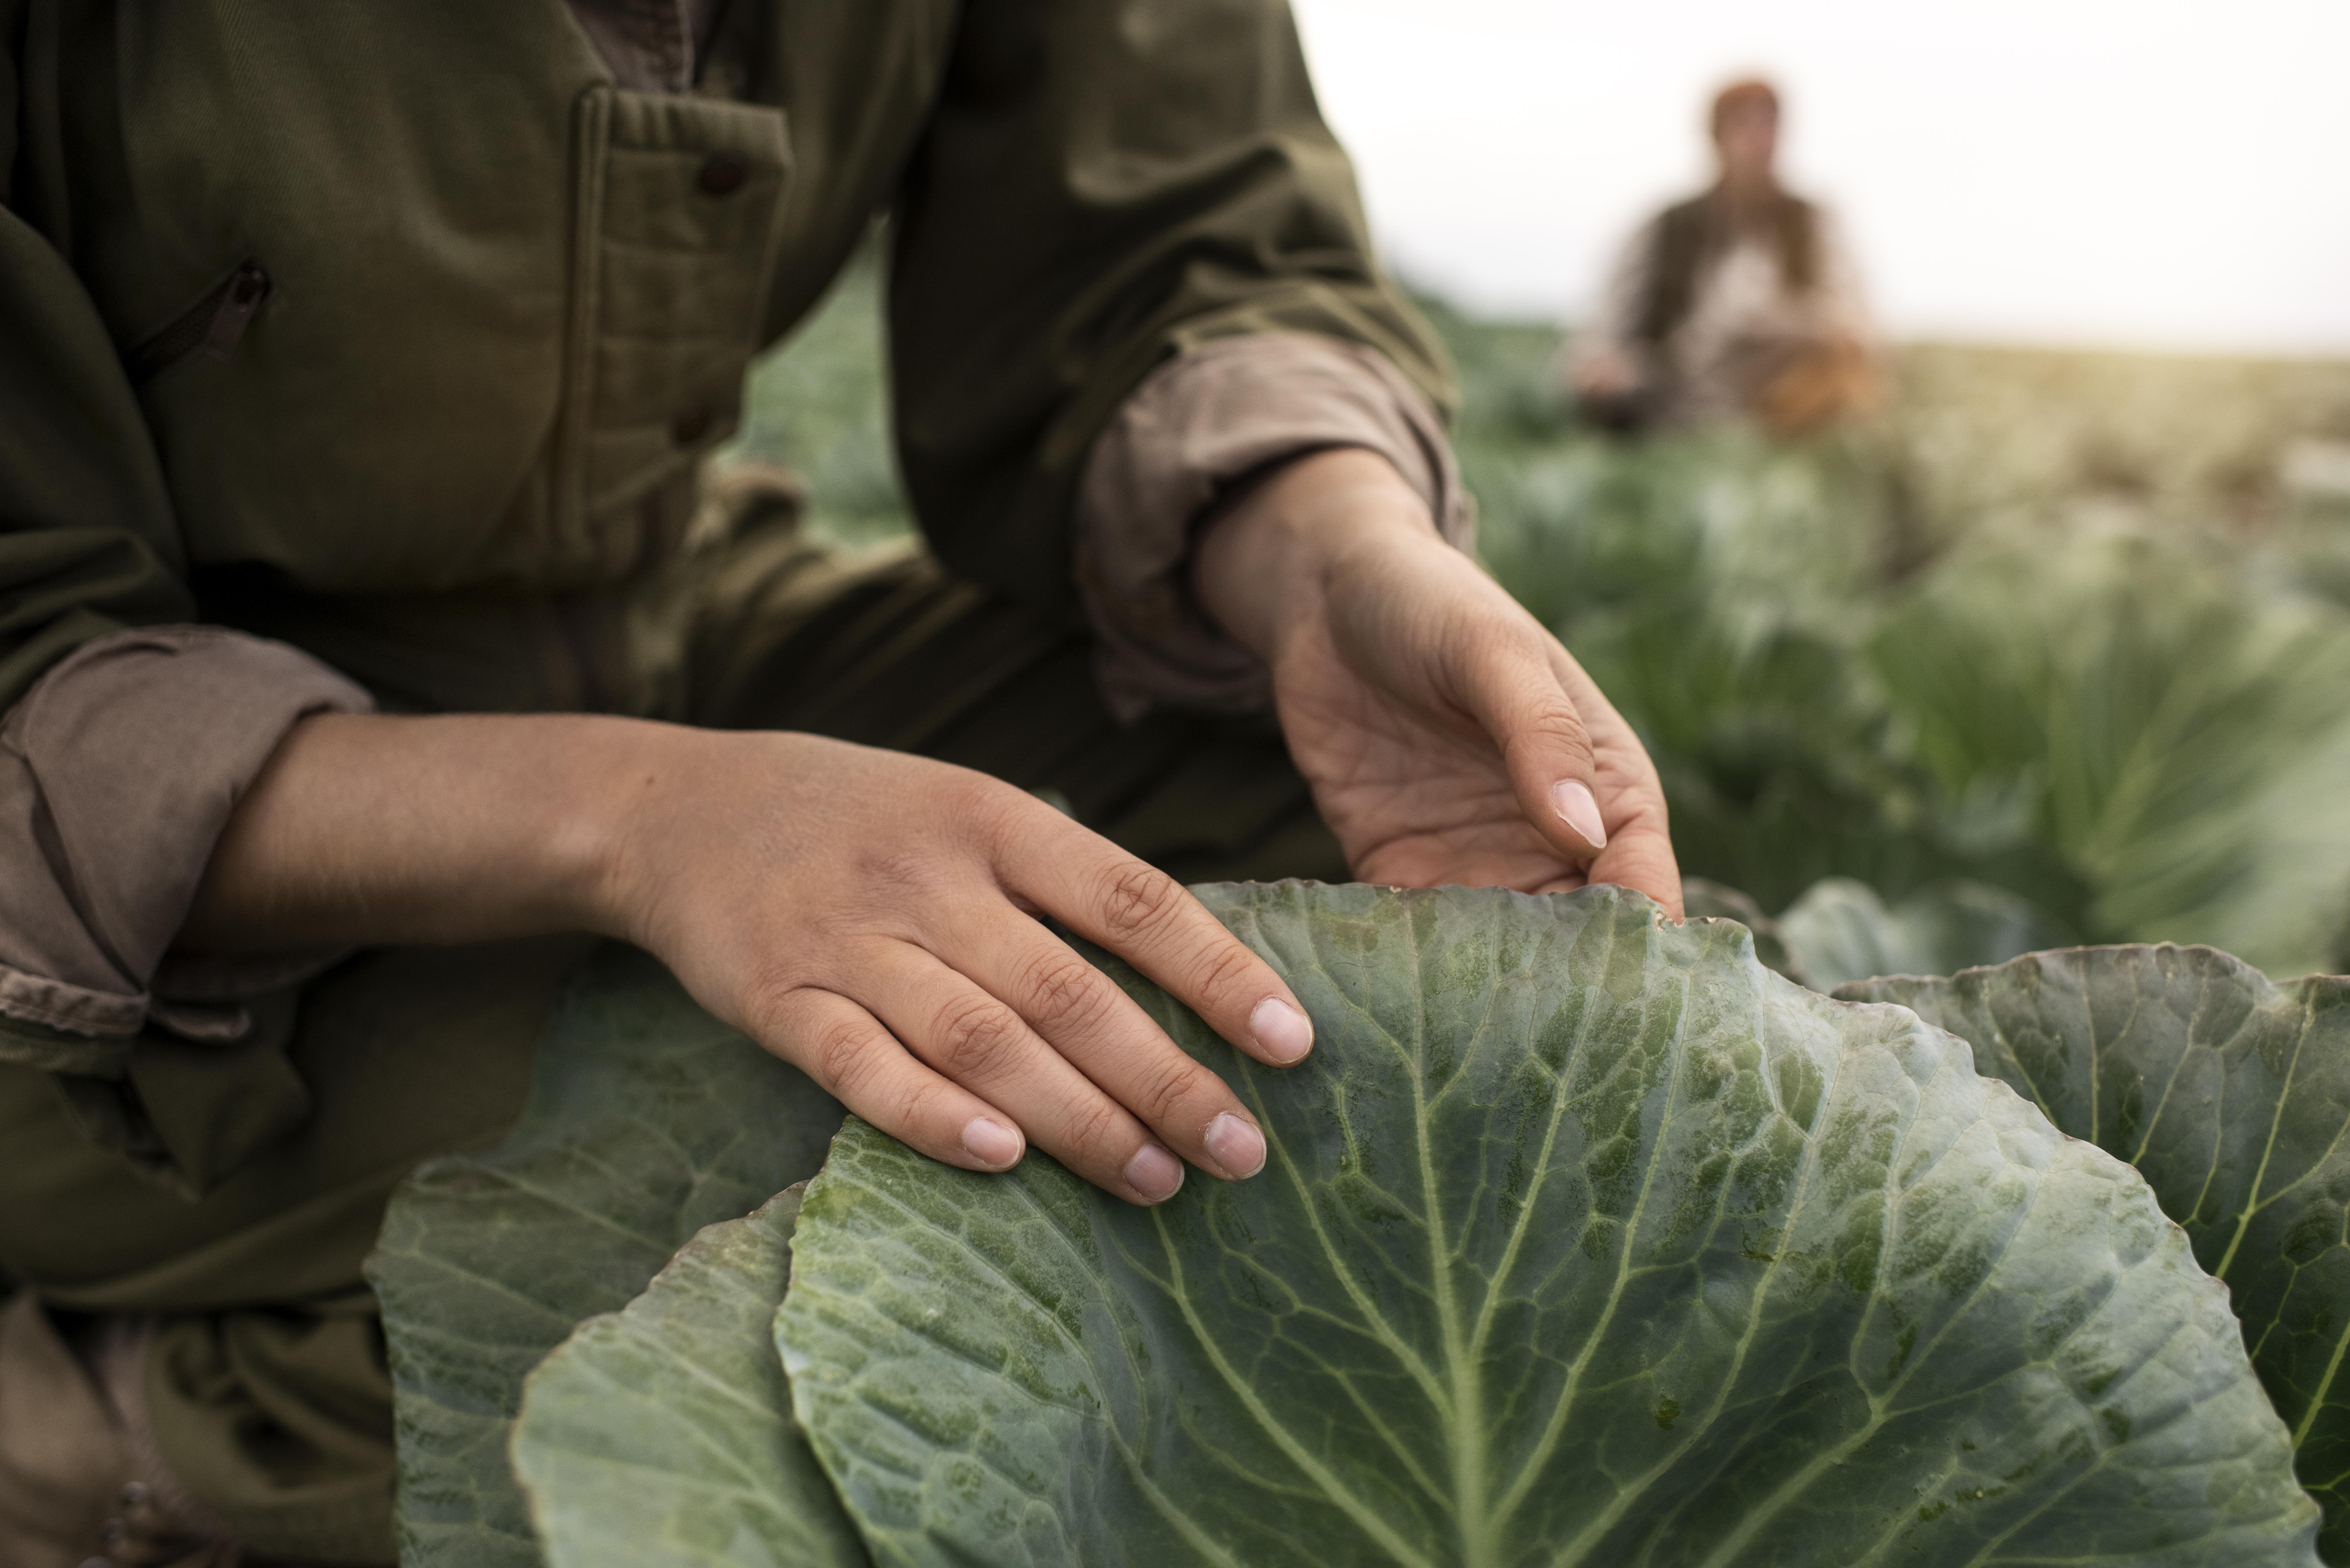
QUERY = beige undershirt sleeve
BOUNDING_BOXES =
[1074,333,1476,721]
[0,629,373,1052]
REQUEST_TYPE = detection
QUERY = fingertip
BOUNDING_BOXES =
[1548,779,1608,856]
[961,1115,1024,1170]
[1203,1112,1267,1180]
[1248,995,1314,1065]
[1122,1143,1185,1204]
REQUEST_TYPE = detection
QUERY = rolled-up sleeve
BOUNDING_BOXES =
[887,0,1459,629]
[1,84,372,1064]
[1074,333,1475,719]
[0,629,372,1048]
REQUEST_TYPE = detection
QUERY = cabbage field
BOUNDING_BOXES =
[368,267,2350,1566]
[728,257,2350,983]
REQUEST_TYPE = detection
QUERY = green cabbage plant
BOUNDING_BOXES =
[1844,948,2350,1561]
[373,885,2338,1566]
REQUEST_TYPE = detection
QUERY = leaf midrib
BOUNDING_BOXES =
[1491,930,1694,1530]
[1546,958,1844,1564]
[1401,901,1492,1568]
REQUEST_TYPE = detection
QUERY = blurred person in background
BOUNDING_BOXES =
[1567,78,1880,436]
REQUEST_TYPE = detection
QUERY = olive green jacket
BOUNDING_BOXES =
[0,0,1446,690]
[0,0,1457,1063]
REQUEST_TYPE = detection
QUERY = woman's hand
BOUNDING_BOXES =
[181,446,1679,1212]
[184,716,1315,1205]
[603,733,1315,1203]
[1195,449,1682,912]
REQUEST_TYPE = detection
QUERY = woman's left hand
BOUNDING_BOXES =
[1194,449,1682,913]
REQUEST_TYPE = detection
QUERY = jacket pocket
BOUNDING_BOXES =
[122,259,273,387]
[553,88,791,574]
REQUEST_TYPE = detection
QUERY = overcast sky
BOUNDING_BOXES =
[1289,0,2350,353]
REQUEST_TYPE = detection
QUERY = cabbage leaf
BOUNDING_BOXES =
[1843,947,2350,1561]
[512,1188,867,1567]
[367,944,844,1566]
[778,884,2317,1566]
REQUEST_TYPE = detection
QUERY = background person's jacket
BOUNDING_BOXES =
[1566,184,1878,433]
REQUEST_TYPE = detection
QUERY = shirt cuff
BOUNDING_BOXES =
[1073,333,1477,721]
[0,627,374,1057]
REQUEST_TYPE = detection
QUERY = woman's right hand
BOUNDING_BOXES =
[187,715,1315,1205]
[598,731,1317,1203]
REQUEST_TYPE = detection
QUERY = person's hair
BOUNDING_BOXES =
[1709,78,1780,140]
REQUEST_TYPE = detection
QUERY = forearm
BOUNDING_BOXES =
[179,707,1323,1206]
[178,710,669,955]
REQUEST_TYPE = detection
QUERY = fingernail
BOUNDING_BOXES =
[961,1116,1022,1169]
[1203,1112,1266,1179]
[1250,996,1314,1064]
[1123,1143,1185,1203]
[1550,779,1608,851]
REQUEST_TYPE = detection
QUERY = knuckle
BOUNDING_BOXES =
[891,1074,950,1139]
[1520,699,1596,765]
[807,1012,880,1099]
[1187,939,1262,1007]
[1550,705,1593,745]
[940,771,1020,844]
[1058,1096,1131,1165]
[1019,949,1112,1035]
[1129,1056,1205,1126]
[739,965,809,1042]
[860,847,939,901]
[1531,691,1592,741]
[930,994,1028,1082]
[1095,862,1181,944]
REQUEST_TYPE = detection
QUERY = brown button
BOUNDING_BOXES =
[697,151,749,196]
[670,405,715,446]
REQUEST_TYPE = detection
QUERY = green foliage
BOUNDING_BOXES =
[1773,878,2064,992]
[380,892,2350,1565]
[725,266,2350,975]
[512,1189,867,1568]
[1871,532,2350,973]
[1440,312,2350,975]
[395,283,2350,1564]
[1842,950,2350,1558]
[366,945,844,1567]
[773,884,2313,1566]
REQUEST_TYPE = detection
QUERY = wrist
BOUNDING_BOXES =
[1191,448,1442,662]
[558,718,739,949]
